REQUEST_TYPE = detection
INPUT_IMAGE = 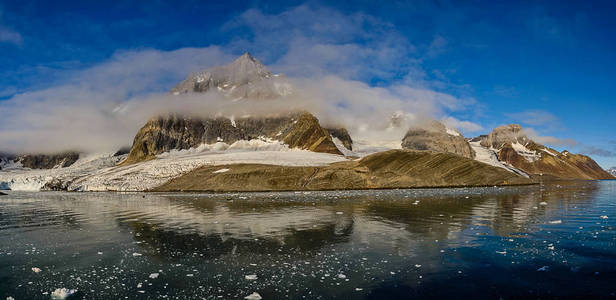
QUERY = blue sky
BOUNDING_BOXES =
[0,0,615,167]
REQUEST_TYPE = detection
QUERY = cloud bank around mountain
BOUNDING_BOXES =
[0,5,496,154]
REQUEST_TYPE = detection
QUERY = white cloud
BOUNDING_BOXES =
[522,128,577,147]
[441,116,483,133]
[506,110,561,128]
[0,5,480,154]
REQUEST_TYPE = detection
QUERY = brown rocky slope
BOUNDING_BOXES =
[480,124,613,180]
[152,149,531,192]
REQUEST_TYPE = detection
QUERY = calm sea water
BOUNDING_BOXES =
[0,181,615,299]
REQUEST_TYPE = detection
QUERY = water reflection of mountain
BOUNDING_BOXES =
[105,183,599,260]
[112,195,356,259]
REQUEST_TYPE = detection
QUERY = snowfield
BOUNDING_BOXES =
[70,150,347,191]
[0,140,348,192]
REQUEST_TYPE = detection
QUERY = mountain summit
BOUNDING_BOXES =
[170,52,292,100]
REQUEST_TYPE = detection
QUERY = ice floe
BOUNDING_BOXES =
[51,288,77,299]
[244,292,262,300]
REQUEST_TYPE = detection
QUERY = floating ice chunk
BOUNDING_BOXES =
[149,273,159,279]
[537,266,550,272]
[132,253,142,257]
[600,215,608,219]
[137,283,143,288]
[539,202,548,206]
[7,297,15,300]
[337,273,347,279]
[549,220,562,224]
[244,292,262,300]
[32,267,41,273]
[496,251,507,255]
[336,212,343,215]
[51,288,77,299]
[355,288,363,291]
[97,252,103,255]
[213,168,230,174]
[245,274,258,280]
[415,264,422,268]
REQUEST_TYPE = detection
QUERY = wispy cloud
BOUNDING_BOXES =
[522,127,577,147]
[581,146,616,157]
[441,116,483,133]
[0,26,21,45]
[0,9,22,46]
[506,109,563,130]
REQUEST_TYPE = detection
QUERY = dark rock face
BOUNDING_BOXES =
[123,112,342,165]
[326,127,353,150]
[14,152,80,169]
[480,124,613,180]
[0,191,7,196]
[402,120,474,159]
[113,147,131,157]
[0,154,14,170]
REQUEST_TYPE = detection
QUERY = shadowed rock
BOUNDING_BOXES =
[122,111,342,165]
[12,152,80,169]
[326,127,353,151]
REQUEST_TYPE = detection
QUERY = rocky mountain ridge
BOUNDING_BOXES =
[1,53,612,193]
[477,124,613,180]
[0,152,80,170]
[122,112,344,165]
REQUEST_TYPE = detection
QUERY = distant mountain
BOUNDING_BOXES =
[607,167,616,177]
[170,52,292,100]
[0,152,79,170]
[477,124,612,180]
[401,120,474,159]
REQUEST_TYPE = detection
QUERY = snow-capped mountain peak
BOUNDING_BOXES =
[170,52,292,100]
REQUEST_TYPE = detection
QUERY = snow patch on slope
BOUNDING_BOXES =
[331,137,356,157]
[445,127,460,137]
[470,141,529,178]
[511,142,540,162]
